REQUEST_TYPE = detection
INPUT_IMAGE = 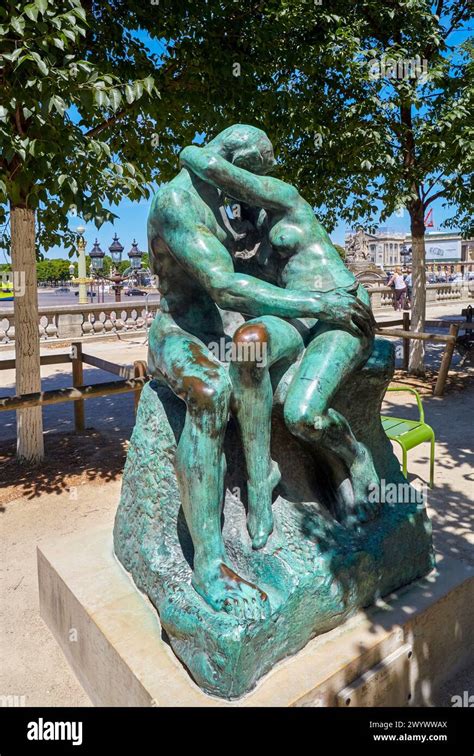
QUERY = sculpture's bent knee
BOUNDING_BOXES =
[232,321,269,370]
[181,370,231,421]
[183,373,231,412]
[283,401,329,443]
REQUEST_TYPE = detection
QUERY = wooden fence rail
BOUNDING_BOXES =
[0,314,468,423]
[0,353,72,370]
[0,342,149,430]
[374,328,457,344]
[374,316,461,396]
[0,377,148,412]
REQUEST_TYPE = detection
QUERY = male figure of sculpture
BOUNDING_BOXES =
[147,124,375,619]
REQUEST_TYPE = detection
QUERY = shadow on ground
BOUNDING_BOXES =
[0,363,139,506]
[0,429,127,507]
[0,365,137,443]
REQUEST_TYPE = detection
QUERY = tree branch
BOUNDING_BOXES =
[84,59,179,140]
[422,170,446,199]
[435,0,444,19]
[84,108,128,139]
[424,186,450,207]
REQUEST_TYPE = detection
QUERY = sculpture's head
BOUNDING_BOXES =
[206,124,276,175]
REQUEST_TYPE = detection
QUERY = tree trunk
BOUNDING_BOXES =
[408,204,426,375]
[10,204,44,463]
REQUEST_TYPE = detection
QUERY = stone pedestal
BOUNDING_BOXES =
[38,526,473,707]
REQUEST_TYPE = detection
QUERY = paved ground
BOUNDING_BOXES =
[0,303,472,707]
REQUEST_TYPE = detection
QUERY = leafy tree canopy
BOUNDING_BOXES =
[1,0,472,252]
[0,0,160,253]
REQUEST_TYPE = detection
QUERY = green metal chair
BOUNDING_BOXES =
[381,386,435,487]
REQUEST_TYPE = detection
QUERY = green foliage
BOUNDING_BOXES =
[0,0,160,253]
[334,244,346,260]
[216,0,472,235]
[117,259,130,275]
[36,257,72,283]
[140,0,473,236]
[101,254,112,276]
[0,0,471,254]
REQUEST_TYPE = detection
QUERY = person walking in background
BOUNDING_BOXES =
[404,271,413,309]
[388,268,407,311]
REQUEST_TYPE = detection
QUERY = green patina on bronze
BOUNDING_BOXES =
[113,125,434,699]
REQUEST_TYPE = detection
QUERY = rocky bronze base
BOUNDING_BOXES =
[113,339,434,699]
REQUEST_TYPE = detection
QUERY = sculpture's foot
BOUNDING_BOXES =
[192,560,270,621]
[247,461,281,550]
[332,443,381,528]
[347,442,381,525]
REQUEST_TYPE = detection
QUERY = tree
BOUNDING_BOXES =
[136,1,472,374]
[334,244,346,261]
[120,0,471,373]
[240,1,472,374]
[0,0,160,462]
[36,258,72,284]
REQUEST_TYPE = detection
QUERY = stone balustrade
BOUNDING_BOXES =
[0,301,160,345]
[367,287,395,309]
[0,284,473,345]
[367,282,473,310]
[426,283,466,303]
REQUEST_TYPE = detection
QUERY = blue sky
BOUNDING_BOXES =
[39,192,454,263]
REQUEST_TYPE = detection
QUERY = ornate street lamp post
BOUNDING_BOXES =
[109,233,125,302]
[76,226,87,304]
[87,235,149,302]
[400,244,412,271]
[89,239,106,302]
[73,225,94,304]
[89,239,105,273]
[128,239,143,274]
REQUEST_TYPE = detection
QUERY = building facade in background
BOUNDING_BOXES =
[422,231,474,274]
[344,228,474,274]
[344,228,407,269]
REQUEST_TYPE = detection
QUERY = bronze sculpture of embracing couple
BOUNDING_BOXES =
[114,124,433,699]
